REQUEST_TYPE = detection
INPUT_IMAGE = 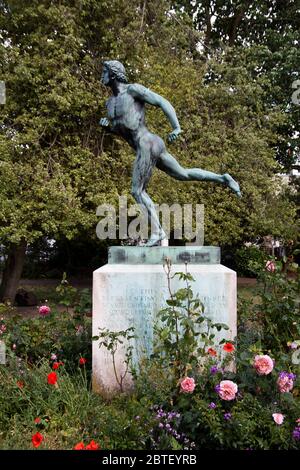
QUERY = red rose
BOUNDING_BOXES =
[86,440,100,450]
[34,417,41,424]
[32,432,43,448]
[16,380,24,389]
[47,372,57,385]
[79,357,87,365]
[208,348,217,357]
[74,441,85,450]
[223,343,235,353]
[52,361,63,370]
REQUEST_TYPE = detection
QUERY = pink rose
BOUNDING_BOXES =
[254,355,274,375]
[180,377,196,393]
[217,380,238,401]
[272,413,284,425]
[265,260,276,272]
[277,372,295,393]
[39,305,51,316]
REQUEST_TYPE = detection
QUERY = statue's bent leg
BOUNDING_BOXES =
[157,151,241,197]
[131,143,166,245]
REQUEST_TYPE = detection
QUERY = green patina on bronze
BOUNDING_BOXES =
[100,60,241,246]
[108,246,221,265]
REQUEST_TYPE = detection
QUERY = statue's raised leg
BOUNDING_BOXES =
[157,151,241,197]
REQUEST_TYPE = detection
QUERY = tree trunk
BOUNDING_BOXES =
[0,239,27,304]
[204,1,212,50]
[228,1,251,46]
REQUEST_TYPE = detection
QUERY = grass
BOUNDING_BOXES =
[0,359,152,450]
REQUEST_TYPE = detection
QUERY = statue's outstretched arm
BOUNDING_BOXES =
[128,84,181,142]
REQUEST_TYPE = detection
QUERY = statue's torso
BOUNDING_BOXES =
[106,87,145,141]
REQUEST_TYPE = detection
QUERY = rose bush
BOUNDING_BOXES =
[0,306,91,371]
[0,265,299,450]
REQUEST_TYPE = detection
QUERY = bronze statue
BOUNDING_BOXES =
[100,60,241,246]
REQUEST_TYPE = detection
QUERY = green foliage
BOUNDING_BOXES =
[1,307,92,371]
[0,266,300,449]
[0,359,153,450]
[134,264,300,450]
[172,0,300,169]
[0,0,299,449]
[235,245,266,277]
[0,0,297,257]
[74,288,92,315]
[55,272,78,311]
[54,273,92,314]
[151,259,229,383]
[239,261,300,355]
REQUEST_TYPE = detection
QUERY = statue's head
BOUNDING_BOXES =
[101,60,128,86]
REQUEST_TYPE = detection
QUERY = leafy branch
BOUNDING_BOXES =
[92,327,135,393]
[154,259,229,383]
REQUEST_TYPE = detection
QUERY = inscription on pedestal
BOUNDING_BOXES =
[93,263,237,394]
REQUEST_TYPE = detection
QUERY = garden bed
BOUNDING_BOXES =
[0,267,299,450]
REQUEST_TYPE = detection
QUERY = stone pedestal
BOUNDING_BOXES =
[92,246,236,395]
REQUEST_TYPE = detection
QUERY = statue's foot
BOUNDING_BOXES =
[145,231,167,247]
[223,173,242,197]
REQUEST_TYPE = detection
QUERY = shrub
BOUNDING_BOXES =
[235,246,266,277]
[238,258,300,354]
[1,309,92,372]
[132,260,300,450]
[0,261,299,449]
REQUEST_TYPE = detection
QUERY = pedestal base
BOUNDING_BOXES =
[92,248,236,396]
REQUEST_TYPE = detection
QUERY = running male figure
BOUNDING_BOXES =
[100,60,241,246]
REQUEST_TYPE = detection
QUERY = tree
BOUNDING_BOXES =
[0,0,297,302]
[0,0,109,301]
[0,0,192,301]
[171,0,300,170]
[139,48,297,245]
